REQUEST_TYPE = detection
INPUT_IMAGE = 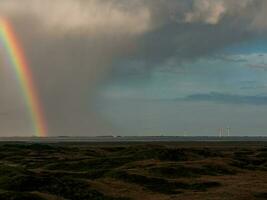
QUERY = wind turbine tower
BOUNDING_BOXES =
[219,128,223,137]
[227,127,230,137]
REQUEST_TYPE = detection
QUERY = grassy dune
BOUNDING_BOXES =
[0,142,266,200]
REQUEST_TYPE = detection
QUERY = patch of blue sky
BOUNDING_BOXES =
[100,56,267,100]
[222,39,267,55]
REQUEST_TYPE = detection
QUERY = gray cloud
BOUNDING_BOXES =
[1,0,267,135]
[114,0,266,75]
[0,0,152,35]
[184,0,254,25]
[248,63,267,71]
[0,0,151,135]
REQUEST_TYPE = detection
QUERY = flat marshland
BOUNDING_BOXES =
[0,141,266,200]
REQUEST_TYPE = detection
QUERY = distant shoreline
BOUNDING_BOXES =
[0,136,266,142]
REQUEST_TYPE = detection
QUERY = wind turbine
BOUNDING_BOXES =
[227,127,230,137]
[219,127,226,137]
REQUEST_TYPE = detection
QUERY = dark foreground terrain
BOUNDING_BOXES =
[0,141,266,200]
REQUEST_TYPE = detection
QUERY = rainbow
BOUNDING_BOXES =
[0,18,47,137]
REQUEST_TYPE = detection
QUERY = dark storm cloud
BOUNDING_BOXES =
[183,92,267,105]
[1,0,267,135]
[111,0,267,76]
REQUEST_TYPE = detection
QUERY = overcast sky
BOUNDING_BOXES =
[1,0,267,136]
